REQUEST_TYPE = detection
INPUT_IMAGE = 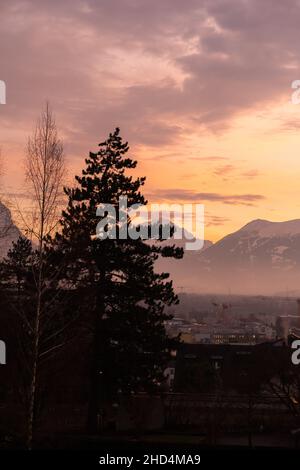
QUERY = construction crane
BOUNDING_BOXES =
[211,301,232,322]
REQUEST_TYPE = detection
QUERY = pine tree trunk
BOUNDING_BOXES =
[86,314,101,433]
[87,275,106,433]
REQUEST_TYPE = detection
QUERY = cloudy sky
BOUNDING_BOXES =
[1,0,300,241]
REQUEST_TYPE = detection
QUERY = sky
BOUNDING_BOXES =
[1,0,300,242]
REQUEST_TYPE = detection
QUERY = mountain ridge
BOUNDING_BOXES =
[158,217,300,295]
[2,207,300,295]
[0,201,22,258]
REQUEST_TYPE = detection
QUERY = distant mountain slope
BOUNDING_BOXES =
[201,218,300,270]
[157,219,300,295]
[0,202,22,258]
[3,211,300,295]
[154,225,213,291]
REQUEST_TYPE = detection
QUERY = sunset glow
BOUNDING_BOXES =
[1,1,300,241]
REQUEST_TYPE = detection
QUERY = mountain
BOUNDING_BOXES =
[154,226,213,291]
[0,202,22,258]
[157,219,300,295]
[3,210,300,295]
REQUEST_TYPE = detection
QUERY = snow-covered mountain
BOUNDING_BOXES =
[238,218,300,238]
[0,202,22,258]
[157,219,300,295]
[201,218,300,269]
[2,210,300,295]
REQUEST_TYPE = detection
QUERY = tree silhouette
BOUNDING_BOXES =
[52,128,183,431]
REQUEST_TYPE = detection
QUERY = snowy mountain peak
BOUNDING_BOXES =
[238,218,300,238]
[0,201,22,258]
[158,217,300,295]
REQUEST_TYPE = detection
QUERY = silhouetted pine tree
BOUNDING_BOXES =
[1,237,33,295]
[52,128,183,431]
[0,236,35,323]
[0,237,36,412]
[0,236,76,440]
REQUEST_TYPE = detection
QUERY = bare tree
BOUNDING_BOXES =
[0,148,6,238]
[26,103,65,243]
[24,103,65,448]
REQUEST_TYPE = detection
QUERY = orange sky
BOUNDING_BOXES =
[1,1,300,243]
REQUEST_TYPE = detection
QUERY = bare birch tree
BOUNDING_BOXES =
[0,148,7,238]
[24,103,65,448]
[0,148,5,238]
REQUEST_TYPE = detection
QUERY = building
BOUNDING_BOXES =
[173,340,291,394]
